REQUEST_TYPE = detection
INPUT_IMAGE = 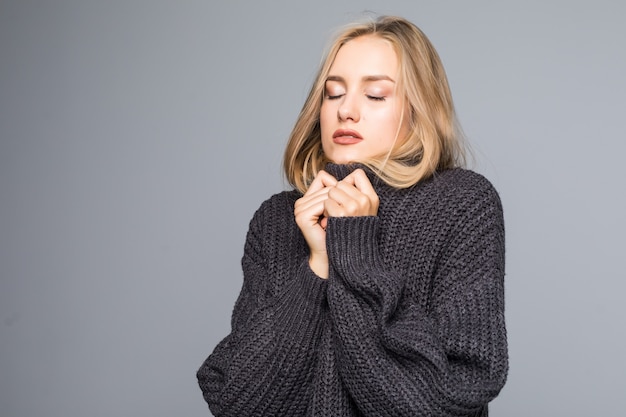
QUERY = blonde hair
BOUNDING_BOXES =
[283,15,466,193]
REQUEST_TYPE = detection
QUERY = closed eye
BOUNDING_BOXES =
[326,94,344,100]
[367,95,386,101]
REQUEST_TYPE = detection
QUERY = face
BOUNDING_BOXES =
[320,35,410,164]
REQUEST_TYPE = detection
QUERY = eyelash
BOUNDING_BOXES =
[325,94,386,101]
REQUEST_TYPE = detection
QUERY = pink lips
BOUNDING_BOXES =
[332,129,363,145]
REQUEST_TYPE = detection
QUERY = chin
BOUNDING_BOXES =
[327,154,360,165]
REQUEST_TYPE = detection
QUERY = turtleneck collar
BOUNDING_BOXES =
[322,163,392,195]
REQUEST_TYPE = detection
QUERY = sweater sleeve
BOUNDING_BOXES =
[325,183,507,416]
[197,198,329,417]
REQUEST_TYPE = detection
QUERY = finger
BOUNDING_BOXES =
[326,185,369,217]
[343,169,379,209]
[294,186,334,216]
[323,198,344,218]
[331,180,366,202]
[327,170,380,217]
[296,186,331,208]
[342,169,376,196]
[305,170,338,195]
[294,192,329,219]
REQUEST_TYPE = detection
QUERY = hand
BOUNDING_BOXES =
[325,169,380,218]
[294,170,338,278]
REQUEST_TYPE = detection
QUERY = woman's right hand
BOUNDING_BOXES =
[294,170,338,278]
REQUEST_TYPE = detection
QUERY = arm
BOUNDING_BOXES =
[197,197,328,417]
[325,182,507,416]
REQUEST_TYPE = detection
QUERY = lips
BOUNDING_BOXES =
[332,129,363,145]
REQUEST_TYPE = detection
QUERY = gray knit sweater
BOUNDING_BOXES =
[197,163,507,416]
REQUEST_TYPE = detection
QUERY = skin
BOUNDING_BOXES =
[294,35,410,278]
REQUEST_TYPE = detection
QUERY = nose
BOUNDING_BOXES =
[338,94,359,122]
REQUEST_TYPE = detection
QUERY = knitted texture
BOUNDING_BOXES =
[197,164,507,416]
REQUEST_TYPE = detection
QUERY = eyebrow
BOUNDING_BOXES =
[326,75,396,83]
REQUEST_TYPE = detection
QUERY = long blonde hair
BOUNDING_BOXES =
[283,16,466,193]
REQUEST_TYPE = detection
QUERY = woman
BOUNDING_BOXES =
[197,15,507,417]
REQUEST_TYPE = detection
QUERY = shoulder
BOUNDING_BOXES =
[424,168,502,210]
[430,168,499,194]
[243,190,306,270]
[396,168,504,232]
[247,189,301,230]
[254,189,301,216]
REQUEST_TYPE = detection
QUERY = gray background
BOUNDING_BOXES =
[1,1,624,416]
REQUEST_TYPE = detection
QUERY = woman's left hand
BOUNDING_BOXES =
[325,169,380,218]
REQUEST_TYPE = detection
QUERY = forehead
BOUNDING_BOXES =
[329,35,399,78]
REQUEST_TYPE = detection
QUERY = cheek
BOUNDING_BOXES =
[378,108,403,132]
[374,107,408,145]
[319,104,333,135]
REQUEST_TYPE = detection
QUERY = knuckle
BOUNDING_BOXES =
[346,200,358,213]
